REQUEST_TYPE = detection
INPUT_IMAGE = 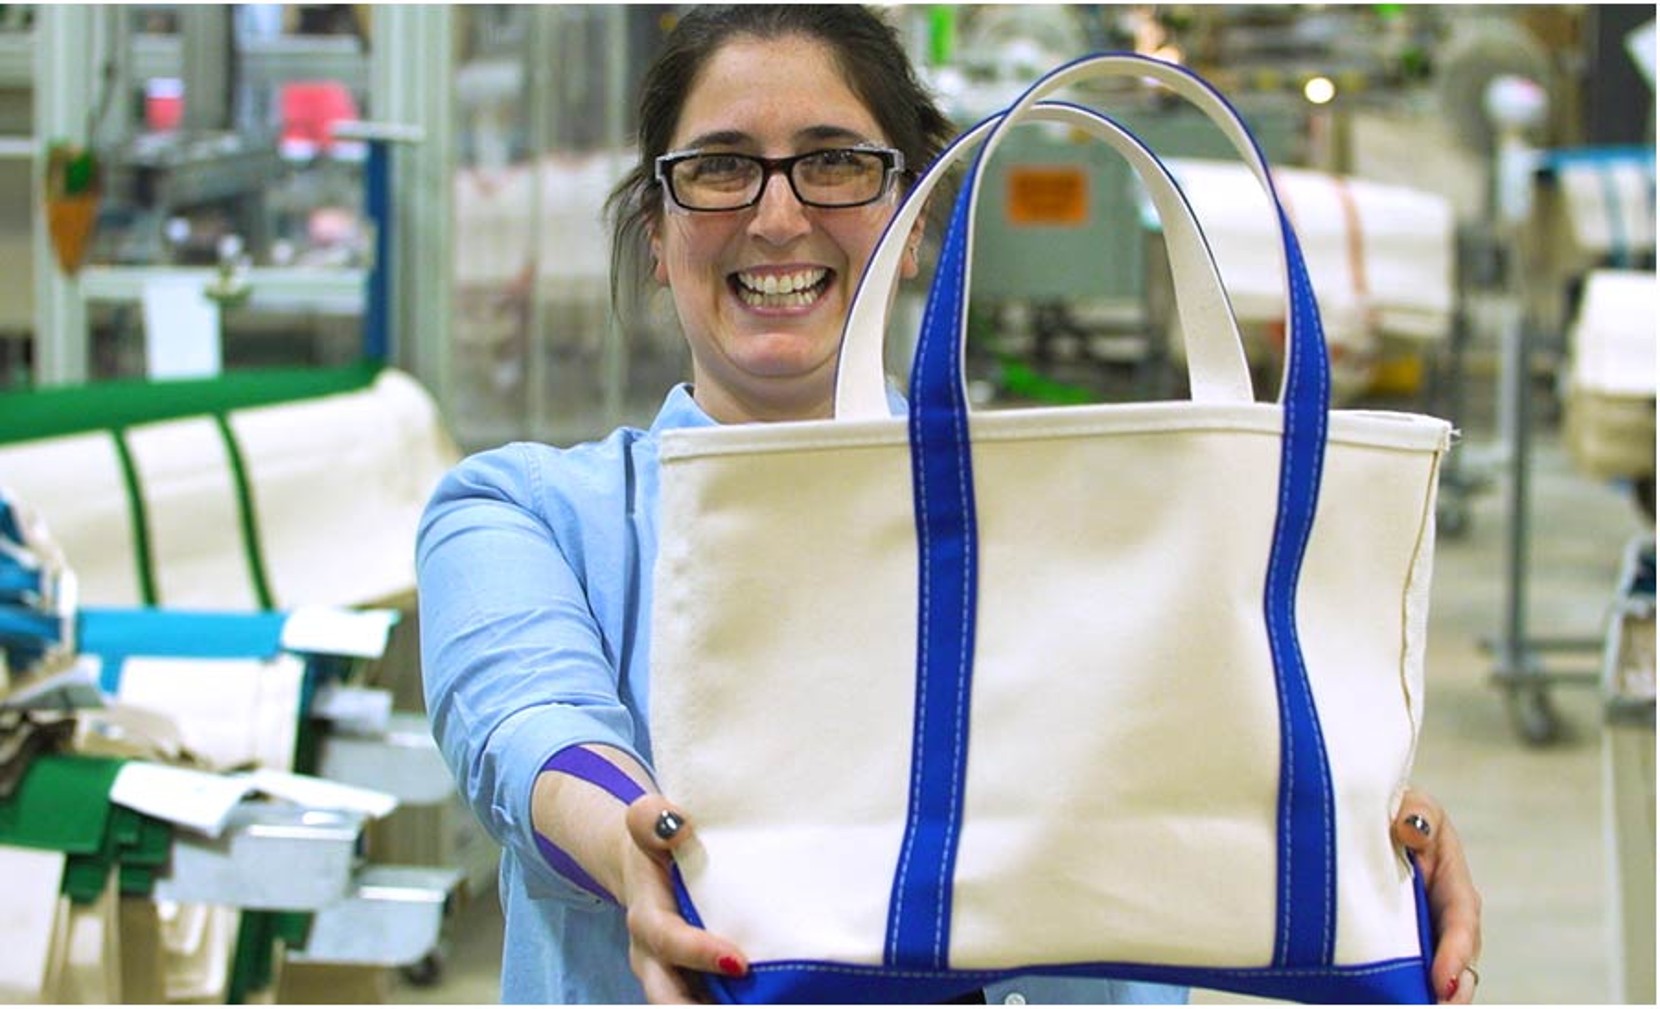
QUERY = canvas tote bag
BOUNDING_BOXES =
[650,54,1451,1004]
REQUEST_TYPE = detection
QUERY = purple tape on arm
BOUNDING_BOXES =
[541,744,649,805]
[532,745,651,904]
[534,833,618,904]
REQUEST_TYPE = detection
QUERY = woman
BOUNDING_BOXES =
[418,6,1482,1004]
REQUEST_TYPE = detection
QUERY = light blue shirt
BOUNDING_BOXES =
[418,384,1186,1005]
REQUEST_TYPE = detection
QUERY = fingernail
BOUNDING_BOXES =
[717,955,746,978]
[1445,976,1459,1000]
[1405,813,1432,838]
[654,809,684,841]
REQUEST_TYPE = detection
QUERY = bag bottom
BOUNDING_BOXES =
[678,866,1437,1005]
[702,955,1434,1005]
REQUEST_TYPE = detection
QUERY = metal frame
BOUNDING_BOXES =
[369,6,454,408]
[31,5,108,385]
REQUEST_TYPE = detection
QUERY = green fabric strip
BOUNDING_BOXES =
[111,428,159,606]
[213,412,276,610]
[0,752,177,904]
[227,910,314,1003]
[0,753,125,854]
[0,363,382,446]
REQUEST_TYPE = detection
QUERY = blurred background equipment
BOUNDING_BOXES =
[0,5,1654,1003]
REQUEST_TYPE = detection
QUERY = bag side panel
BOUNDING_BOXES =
[950,425,1284,968]
[652,442,920,965]
[1300,435,1445,966]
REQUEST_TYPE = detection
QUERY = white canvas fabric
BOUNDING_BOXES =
[1556,159,1658,258]
[1564,269,1657,480]
[123,418,260,610]
[650,55,1451,1004]
[230,369,459,608]
[1570,270,1658,398]
[115,655,305,771]
[0,845,67,1003]
[1161,158,1456,345]
[0,369,456,611]
[0,433,141,606]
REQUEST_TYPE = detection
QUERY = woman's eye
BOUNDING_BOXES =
[808,150,859,168]
[690,155,748,179]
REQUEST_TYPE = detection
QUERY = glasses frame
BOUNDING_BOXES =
[654,144,906,213]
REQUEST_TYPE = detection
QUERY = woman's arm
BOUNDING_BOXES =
[533,744,748,1002]
[418,450,640,902]
[418,450,744,1001]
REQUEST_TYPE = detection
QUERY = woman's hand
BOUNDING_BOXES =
[620,795,749,1003]
[1394,789,1482,1004]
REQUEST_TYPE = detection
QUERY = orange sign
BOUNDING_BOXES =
[1006,166,1089,226]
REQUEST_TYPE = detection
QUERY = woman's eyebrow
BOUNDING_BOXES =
[676,124,874,151]
[796,124,874,145]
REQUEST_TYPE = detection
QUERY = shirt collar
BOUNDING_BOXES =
[649,381,908,433]
[649,383,720,434]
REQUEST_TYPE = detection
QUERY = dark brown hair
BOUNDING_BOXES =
[604,5,955,323]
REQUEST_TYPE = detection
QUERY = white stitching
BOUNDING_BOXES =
[937,212,974,966]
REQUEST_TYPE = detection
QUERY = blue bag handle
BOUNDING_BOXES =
[891,53,1338,973]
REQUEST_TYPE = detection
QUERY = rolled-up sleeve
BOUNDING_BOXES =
[417,444,646,905]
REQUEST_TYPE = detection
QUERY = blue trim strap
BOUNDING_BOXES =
[886,158,982,971]
[702,956,1433,1005]
[885,51,1342,982]
[1266,210,1338,967]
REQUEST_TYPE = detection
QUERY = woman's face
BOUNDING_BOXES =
[652,34,914,424]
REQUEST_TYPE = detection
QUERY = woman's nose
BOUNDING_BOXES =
[748,171,812,245]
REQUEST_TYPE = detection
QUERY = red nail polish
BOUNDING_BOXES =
[1445,976,1459,1000]
[718,955,745,978]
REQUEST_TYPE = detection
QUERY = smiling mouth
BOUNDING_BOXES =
[731,267,832,309]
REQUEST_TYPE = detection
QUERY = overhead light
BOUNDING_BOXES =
[1303,76,1337,105]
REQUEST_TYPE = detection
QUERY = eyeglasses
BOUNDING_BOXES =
[654,145,905,212]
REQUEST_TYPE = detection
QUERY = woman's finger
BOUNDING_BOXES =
[630,942,703,1005]
[1392,792,1444,861]
[621,794,750,998]
[627,793,696,860]
[1395,790,1482,1003]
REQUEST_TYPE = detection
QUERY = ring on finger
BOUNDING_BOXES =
[654,809,685,841]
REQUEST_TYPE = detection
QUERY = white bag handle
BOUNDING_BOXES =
[834,99,1252,420]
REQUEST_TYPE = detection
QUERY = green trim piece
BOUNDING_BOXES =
[997,357,1097,406]
[213,412,275,610]
[112,807,172,897]
[227,910,314,1004]
[0,363,383,445]
[63,858,112,904]
[275,910,314,947]
[111,428,159,606]
[0,753,173,906]
[0,753,125,854]
[227,910,269,1004]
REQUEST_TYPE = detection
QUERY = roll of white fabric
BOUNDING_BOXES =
[1163,158,1456,344]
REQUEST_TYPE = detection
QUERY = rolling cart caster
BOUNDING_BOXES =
[1506,682,1563,747]
[401,951,445,988]
[1633,475,1654,524]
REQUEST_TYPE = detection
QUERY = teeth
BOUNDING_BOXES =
[737,268,826,295]
[737,287,817,309]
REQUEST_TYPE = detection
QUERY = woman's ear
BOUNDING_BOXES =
[899,213,926,280]
[650,223,669,285]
